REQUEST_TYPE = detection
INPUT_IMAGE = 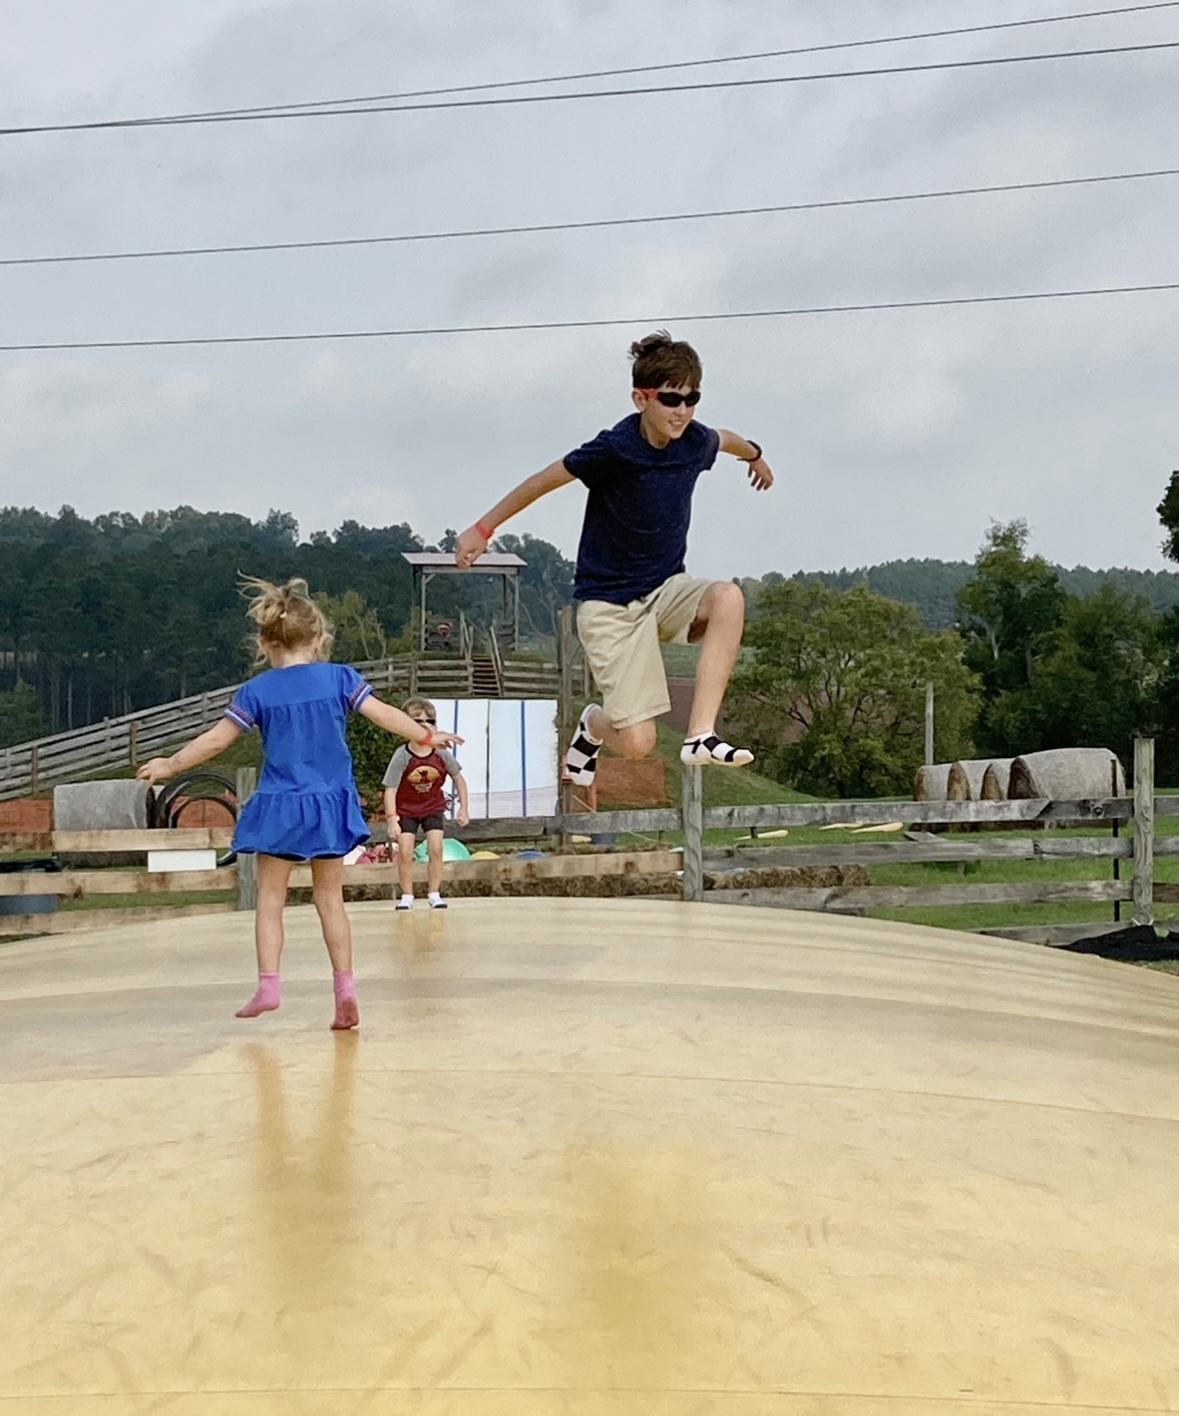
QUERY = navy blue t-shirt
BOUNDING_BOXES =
[564,414,720,604]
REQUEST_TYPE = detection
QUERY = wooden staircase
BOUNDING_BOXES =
[471,655,500,696]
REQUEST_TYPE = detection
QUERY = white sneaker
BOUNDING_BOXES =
[395,893,414,910]
[681,733,754,767]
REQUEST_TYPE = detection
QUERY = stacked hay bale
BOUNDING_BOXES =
[980,759,1015,800]
[913,763,952,801]
[946,760,990,801]
[1008,748,1125,801]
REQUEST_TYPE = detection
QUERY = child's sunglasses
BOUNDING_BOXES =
[412,716,437,725]
[639,388,701,408]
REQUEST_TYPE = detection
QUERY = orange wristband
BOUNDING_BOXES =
[475,519,494,540]
[419,726,435,746]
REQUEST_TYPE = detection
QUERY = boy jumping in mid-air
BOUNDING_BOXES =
[455,331,773,788]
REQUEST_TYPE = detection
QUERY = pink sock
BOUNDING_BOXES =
[236,971,280,1019]
[331,969,359,1031]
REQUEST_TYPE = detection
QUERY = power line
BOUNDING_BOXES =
[67,1,1179,127]
[5,165,1177,269]
[3,281,1177,352]
[3,39,1177,137]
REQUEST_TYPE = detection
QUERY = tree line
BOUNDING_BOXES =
[5,489,1179,798]
[729,495,1179,796]
[0,504,574,746]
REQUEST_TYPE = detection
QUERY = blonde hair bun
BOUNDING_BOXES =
[239,576,333,661]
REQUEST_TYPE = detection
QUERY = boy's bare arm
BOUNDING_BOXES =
[717,430,774,491]
[383,787,400,836]
[455,460,575,567]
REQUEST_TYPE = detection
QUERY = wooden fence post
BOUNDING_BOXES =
[236,767,257,912]
[681,765,704,902]
[924,682,935,767]
[1132,735,1154,927]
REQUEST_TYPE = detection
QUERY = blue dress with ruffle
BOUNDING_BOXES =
[225,662,373,860]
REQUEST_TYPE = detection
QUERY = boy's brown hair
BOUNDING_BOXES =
[628,330,703,390]
[402,696,437,721]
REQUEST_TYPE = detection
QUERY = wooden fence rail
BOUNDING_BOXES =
[0,740,1164,943]
[0,655,560,801]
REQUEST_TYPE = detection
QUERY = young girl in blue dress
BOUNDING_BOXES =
[137,576,461,1030]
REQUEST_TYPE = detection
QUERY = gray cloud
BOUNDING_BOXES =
[1,0,1177,581]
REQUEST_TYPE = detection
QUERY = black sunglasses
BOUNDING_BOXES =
[638,387,701,408]
[412,716,437,725]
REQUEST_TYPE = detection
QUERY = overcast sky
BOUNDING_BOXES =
[2,0,1177,578]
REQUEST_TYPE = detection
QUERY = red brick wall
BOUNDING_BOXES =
[0,798,52,831]
[595,756,668,807]
[170,797,236,828]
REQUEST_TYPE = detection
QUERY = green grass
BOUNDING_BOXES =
[57,890,235,912]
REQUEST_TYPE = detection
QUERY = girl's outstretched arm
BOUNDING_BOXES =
[137,717,244,785]
[358,695,463,748]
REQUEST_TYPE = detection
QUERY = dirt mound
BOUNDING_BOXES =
[318,862,868,904]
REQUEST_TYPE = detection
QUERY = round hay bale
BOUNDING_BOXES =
[980,759,1015,800]
[913,763,952,801]
[946,760,990,801]
[1008,748,1126,800]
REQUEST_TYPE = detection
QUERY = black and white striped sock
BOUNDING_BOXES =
[680,733,754,767]
[564,704,604,787]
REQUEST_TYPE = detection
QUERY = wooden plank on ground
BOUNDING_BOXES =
[0,903,236,936]
[705,880,1130,910]
[52,828,235,851]
[287,849,684,889]
[1,828,234,853]
[0,868,235,898]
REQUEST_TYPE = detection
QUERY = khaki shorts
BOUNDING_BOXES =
[576,574,712,730]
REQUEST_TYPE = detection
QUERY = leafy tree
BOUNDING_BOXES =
[727,579,979,798]
[0,681,46,748]
[316,589,389,663]
[493,531,576,636]
[955,521,1066,755]
[346,714,400,815]
[1156,470,1179,562]
[1025,584,1162,762]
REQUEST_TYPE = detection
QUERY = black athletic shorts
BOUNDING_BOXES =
[397,812,446,837]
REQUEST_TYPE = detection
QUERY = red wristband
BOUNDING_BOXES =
[419,725,435,746]
[475,519,494,540]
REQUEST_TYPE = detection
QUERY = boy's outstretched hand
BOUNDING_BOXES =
[747,457,773,491]
[454,525,487,568]
[432,730,464,749]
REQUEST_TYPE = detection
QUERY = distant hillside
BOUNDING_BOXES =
[754,559,1179,629]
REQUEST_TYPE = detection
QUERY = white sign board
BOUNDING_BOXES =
[147,849,218,874]
[426,699,558,819]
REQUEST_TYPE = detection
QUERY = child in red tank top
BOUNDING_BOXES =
[381,698,470,910]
